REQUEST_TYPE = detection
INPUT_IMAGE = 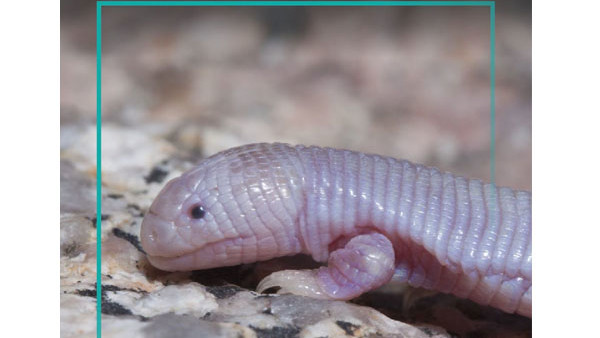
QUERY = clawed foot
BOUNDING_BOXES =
[256,233,396,301]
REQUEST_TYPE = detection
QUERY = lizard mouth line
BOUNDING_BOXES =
[145,237,245,271]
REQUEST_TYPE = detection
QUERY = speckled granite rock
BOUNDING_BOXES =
[60,125,530,337]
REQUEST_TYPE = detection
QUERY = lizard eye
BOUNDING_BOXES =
[189,204,206,220]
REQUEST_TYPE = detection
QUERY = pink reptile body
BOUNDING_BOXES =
[141,143,532,317]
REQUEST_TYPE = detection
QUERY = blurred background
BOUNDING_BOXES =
[61,0,531,190]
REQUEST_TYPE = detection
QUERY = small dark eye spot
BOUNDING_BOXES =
[189,204,206,219]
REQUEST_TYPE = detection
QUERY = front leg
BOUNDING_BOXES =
[257,233,395,300]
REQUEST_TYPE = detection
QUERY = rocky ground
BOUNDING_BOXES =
[61,2,531,337]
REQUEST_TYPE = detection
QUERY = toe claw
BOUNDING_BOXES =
[256,269,329,299]
[256,274,280,294]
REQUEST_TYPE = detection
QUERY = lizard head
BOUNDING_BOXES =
[140,143,305,271]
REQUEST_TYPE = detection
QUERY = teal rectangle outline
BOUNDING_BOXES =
[96,1,495,337]
[99,1,495,6]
